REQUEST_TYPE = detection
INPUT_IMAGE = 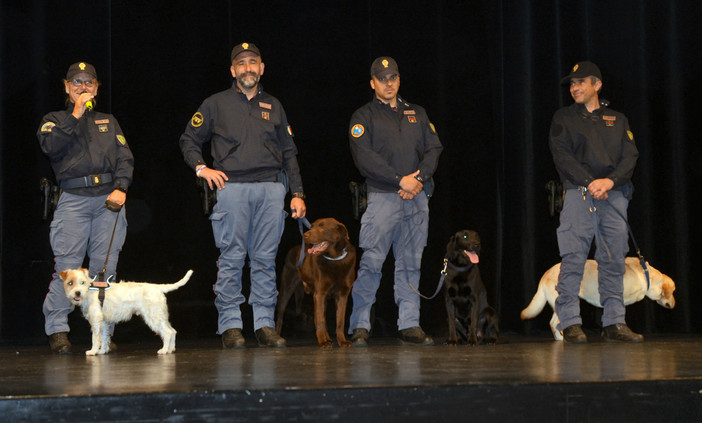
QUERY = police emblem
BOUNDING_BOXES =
[190,112,204,127]
[287,125,294,136]
[572,64,579,72]
[429,123,437,134]
[408,116,417,123]
[79,62,87,70]
[382,59,389,68]
[98,124,108,133]
[262,111,270,120]
[627,130,634,141]
[41,122,56,133]
[116,135,127,145]
[351,124,364,138]
[242,43,249,49]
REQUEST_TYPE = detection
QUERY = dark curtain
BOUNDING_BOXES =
[1,0,698,341]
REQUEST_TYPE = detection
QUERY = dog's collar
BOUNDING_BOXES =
[445,257,475,273]
[323,248,348,261]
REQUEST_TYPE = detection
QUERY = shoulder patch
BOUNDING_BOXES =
[429,122,437,134]
[116,134,127,145]
[41,122,56,133]
[351,124,364,138]
[627,130,634,141]
[190,112,204,128]
[287,125,294,136]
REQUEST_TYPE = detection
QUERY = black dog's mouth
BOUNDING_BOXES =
[463,250,479,263]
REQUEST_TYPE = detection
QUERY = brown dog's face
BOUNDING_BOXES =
[60,268,92,306]
[303,218,349,256]
[448,230,481,264]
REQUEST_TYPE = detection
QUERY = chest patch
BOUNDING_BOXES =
[259,102,272,110]
[98,124,108,133]
[403,110,416,115]
[407,116,417,123]
[262,111,270,120]
[603,115,616,127]
[94,119,110,124]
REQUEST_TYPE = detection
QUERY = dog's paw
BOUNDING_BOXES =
[85,350,98,356]
[157,347,173,354]
[338,340,352,348]
[445,339,458,346]
[318,340,333,349]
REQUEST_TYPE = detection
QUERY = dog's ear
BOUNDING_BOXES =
[59,270,68,281]
[338,224,349,240]
[80,268,90,278]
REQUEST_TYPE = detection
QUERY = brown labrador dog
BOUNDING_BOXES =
[443,230,499,345]
[276,218,357,348]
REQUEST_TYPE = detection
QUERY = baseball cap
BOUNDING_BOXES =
[370,57,399,79]
[66,62,97,80]
[231,42,261,62]
[561,61,602,84]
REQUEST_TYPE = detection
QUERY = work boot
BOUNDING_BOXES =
[398,327,434,346]
[49,332,72,354]
[350,328,369,347]
[602,323,644,343]
[255,327,286,348]
[222,328,246,349]
[563,324,588,344]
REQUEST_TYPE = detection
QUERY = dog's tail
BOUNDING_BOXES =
[158,270,194,293]
[520,279,548,320]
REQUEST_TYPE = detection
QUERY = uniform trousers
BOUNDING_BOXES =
[44,192,127,335]
[555,189,629,330]
[210,182,286,334]
[349,191,429,332]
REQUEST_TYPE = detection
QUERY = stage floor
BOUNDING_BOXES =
[1,334,701,422]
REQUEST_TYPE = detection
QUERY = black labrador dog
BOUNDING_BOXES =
[443,230,499,345]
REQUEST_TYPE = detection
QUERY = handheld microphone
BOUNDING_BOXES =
[85,100,93,110]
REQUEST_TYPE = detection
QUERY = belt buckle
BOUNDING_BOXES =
[87,174,102,186]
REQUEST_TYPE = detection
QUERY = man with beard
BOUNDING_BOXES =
[347,57,443,346]
[549,61,642,343]
[180,42,307,349]
[37,62,133,353]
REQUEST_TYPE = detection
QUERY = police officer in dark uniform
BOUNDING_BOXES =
[38,62,133,353]
[549,60,643,343]
[347,57,443,346]
[179,42,306,349]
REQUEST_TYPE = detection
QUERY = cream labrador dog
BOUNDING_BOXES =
[61,268,193,355]
[521,257,675,340]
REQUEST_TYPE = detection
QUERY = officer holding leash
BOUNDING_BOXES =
[347,57,443,346]
[179,42,306,349]
[37,62,133,354]
[549,61,642,344]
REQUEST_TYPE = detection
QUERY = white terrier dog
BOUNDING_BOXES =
[520,257,675,340]
[61,268,193,355]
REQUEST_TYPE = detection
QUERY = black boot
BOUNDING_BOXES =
[350,328,369,347]
[563,324,587,344]
[49,332,72,354]
[398,327,434,346]
[255,327,286,348]
[602,323,644,343]
[222,328,246,349]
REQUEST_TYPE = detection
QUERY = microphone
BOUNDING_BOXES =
[85,100,93,110]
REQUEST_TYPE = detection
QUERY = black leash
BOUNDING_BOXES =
[410,254,475,300]
[89,206,122,305]
[582,187,651,290]
[294,215,312,268]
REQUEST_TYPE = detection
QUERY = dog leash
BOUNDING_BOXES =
[89,206,122,305]
[410,254,475,300]
[294,213,312,268]
[581,187,651,290]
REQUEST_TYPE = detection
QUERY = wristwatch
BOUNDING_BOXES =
[292,192,306,200]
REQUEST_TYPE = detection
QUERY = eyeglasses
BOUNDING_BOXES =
[70,79,96,87]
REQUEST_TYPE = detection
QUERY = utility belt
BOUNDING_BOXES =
[60,173,113,189]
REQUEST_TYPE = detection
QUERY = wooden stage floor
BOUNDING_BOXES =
[1,334,701,422]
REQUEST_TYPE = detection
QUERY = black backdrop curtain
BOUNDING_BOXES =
[1,0,699,341]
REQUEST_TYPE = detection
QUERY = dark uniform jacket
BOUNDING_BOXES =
[179,84,303,194]
[549,102,638,191]
[37,105,134,196]
[349,96,443,193]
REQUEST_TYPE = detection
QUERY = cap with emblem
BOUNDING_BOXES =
[66,62,97,80]
[370,56,399,79]
[231,42,261,62]
[561,61,602,85]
